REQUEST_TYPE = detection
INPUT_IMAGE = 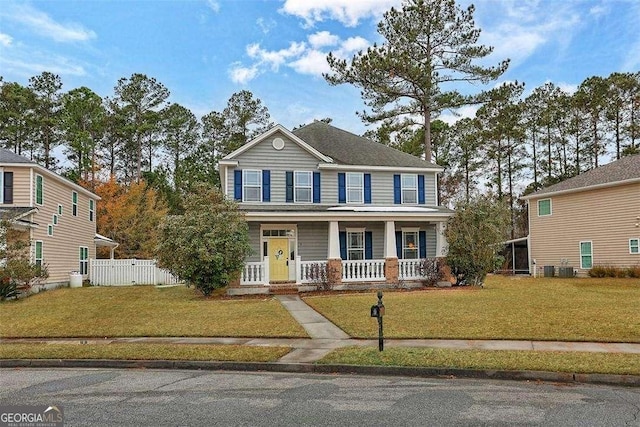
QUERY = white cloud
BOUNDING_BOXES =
[4,3,96,42]
[289,50,331,75]
[0,56,86,78]
[280,0,399,27]
[335,36,369,57]
[308,31,339,48]
[256,17,276,34]
[0,33,12,47]
[228,63,260,85]
[556,82,578,95]
[247,41,306,71]
[206,0,220,13]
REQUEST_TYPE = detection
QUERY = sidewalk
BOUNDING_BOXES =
[3,295,639,364]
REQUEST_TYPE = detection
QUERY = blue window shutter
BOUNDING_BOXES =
[338,173,346,203]
[418,175,425,204]
[393,174,401,204]
[262,170,270,202]
[419,231,427,258]
[395,231,402,259]
[313,172,321,203]
[365,231,373,259]
[234,170,242,201]
[364,173,372,204]
[339,232,347,259]
[285,171,294,202]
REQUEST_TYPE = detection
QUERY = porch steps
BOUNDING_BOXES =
[269,284,301,295]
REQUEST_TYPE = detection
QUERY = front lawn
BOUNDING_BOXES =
[303,276,640,342]
[0,286,308,338]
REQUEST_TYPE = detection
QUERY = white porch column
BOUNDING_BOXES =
[436,221,448,256]
[328,221,341,259]
[384,221,396,258]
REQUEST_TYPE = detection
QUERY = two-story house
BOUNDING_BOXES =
[218,122,454,294]
[521,154,640,276]
[0,148,105,288]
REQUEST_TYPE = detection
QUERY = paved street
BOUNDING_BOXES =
[1,368,638,426]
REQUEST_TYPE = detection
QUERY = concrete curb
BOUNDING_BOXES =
[1,359,638,387]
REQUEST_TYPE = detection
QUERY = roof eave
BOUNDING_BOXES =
[317,164,444,173]
[520,177,640,201]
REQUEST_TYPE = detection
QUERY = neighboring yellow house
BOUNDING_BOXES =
[0,148,104,288]
[521,154,640,276]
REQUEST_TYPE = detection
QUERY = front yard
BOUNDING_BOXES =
[0,285,308,338]
[303,276,640,342]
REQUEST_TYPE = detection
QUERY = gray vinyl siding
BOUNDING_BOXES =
[229,131,439,206]
[246,222,262,262]
[298,222,329,260]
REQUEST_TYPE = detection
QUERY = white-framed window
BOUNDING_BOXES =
[58,204,63,215]
[34,241,43,267]
[72,192,78,216]
[580,241,592,269]
[538,198,552,216]
[346,228,365,260]
[79,246,88,275]
[89,199,94,222]
[242,170,262,202]
[401,174,418,204]
[402,228,419,259]
[346,173,364,204]
[35,174,44,205]
[52,214,58,225]
[294,171,312,203]
[630,238,639,254]
[47,225,53,236]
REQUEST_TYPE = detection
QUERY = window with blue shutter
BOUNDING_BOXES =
[338,173,346,203]
[262,170,270,202]
[313,172,321,203]
[419,231,427,258]
[418,175,425,204]
[365,231,373,259]
[234,170,242,201]
[339,231,347,259]
[395,231,402,259]
[364,173,371,204]
[393,175,401,204]
[286,171,294,202]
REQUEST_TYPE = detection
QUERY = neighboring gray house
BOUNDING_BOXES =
[218,122,454,294]
[521,154,640,276]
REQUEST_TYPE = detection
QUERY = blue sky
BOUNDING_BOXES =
[1,0,639,135]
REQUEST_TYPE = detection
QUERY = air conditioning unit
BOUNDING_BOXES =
[543,266,555,277]
[558,267,574,278]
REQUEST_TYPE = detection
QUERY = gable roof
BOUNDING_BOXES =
[522,154,640,200]
[292,121,441,169]
[0,148,100,200]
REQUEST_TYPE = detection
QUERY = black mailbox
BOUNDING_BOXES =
[370,305,380,318]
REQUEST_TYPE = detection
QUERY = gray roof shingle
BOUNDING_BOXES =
[531,154,640,197]
[292,121,440,169]
[0,148,35,164]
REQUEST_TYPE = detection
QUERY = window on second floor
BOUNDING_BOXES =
[294,171,312,202]
[1,171,13,204]
[243,170,262,202]
[89,199,94,222]
[35,174,43,205]
[72,192,78,216]
[402,174,418,204]
[346,173,363,204]
[538,199,552,216]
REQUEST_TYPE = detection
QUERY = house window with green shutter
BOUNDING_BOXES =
[35,241,43,267]
[35,174,43,205]
[580,241,592,269]
[630,239,639,254]
[72,192,78,216]
[538,199,551,216]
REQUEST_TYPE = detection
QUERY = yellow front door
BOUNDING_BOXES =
[269,238,289,281]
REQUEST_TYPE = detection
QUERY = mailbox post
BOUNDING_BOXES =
[370,290,385,351]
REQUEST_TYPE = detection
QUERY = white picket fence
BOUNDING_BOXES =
[342,259,385,282]
[90,259,182,286]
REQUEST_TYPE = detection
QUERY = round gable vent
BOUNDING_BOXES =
[272,137,285,150]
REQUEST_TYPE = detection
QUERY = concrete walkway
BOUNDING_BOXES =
[2,295,640,364]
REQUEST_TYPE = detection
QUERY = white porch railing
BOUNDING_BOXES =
[298,259,327,284]
[240,257,269,285]
[399,259,424,280]
[90,259,182,286]
[342,259,385,282]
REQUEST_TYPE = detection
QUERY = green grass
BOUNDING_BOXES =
[319,347,640,376]
[0,343,290,362]
[303,276,640,342]
[0,285,308,338]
